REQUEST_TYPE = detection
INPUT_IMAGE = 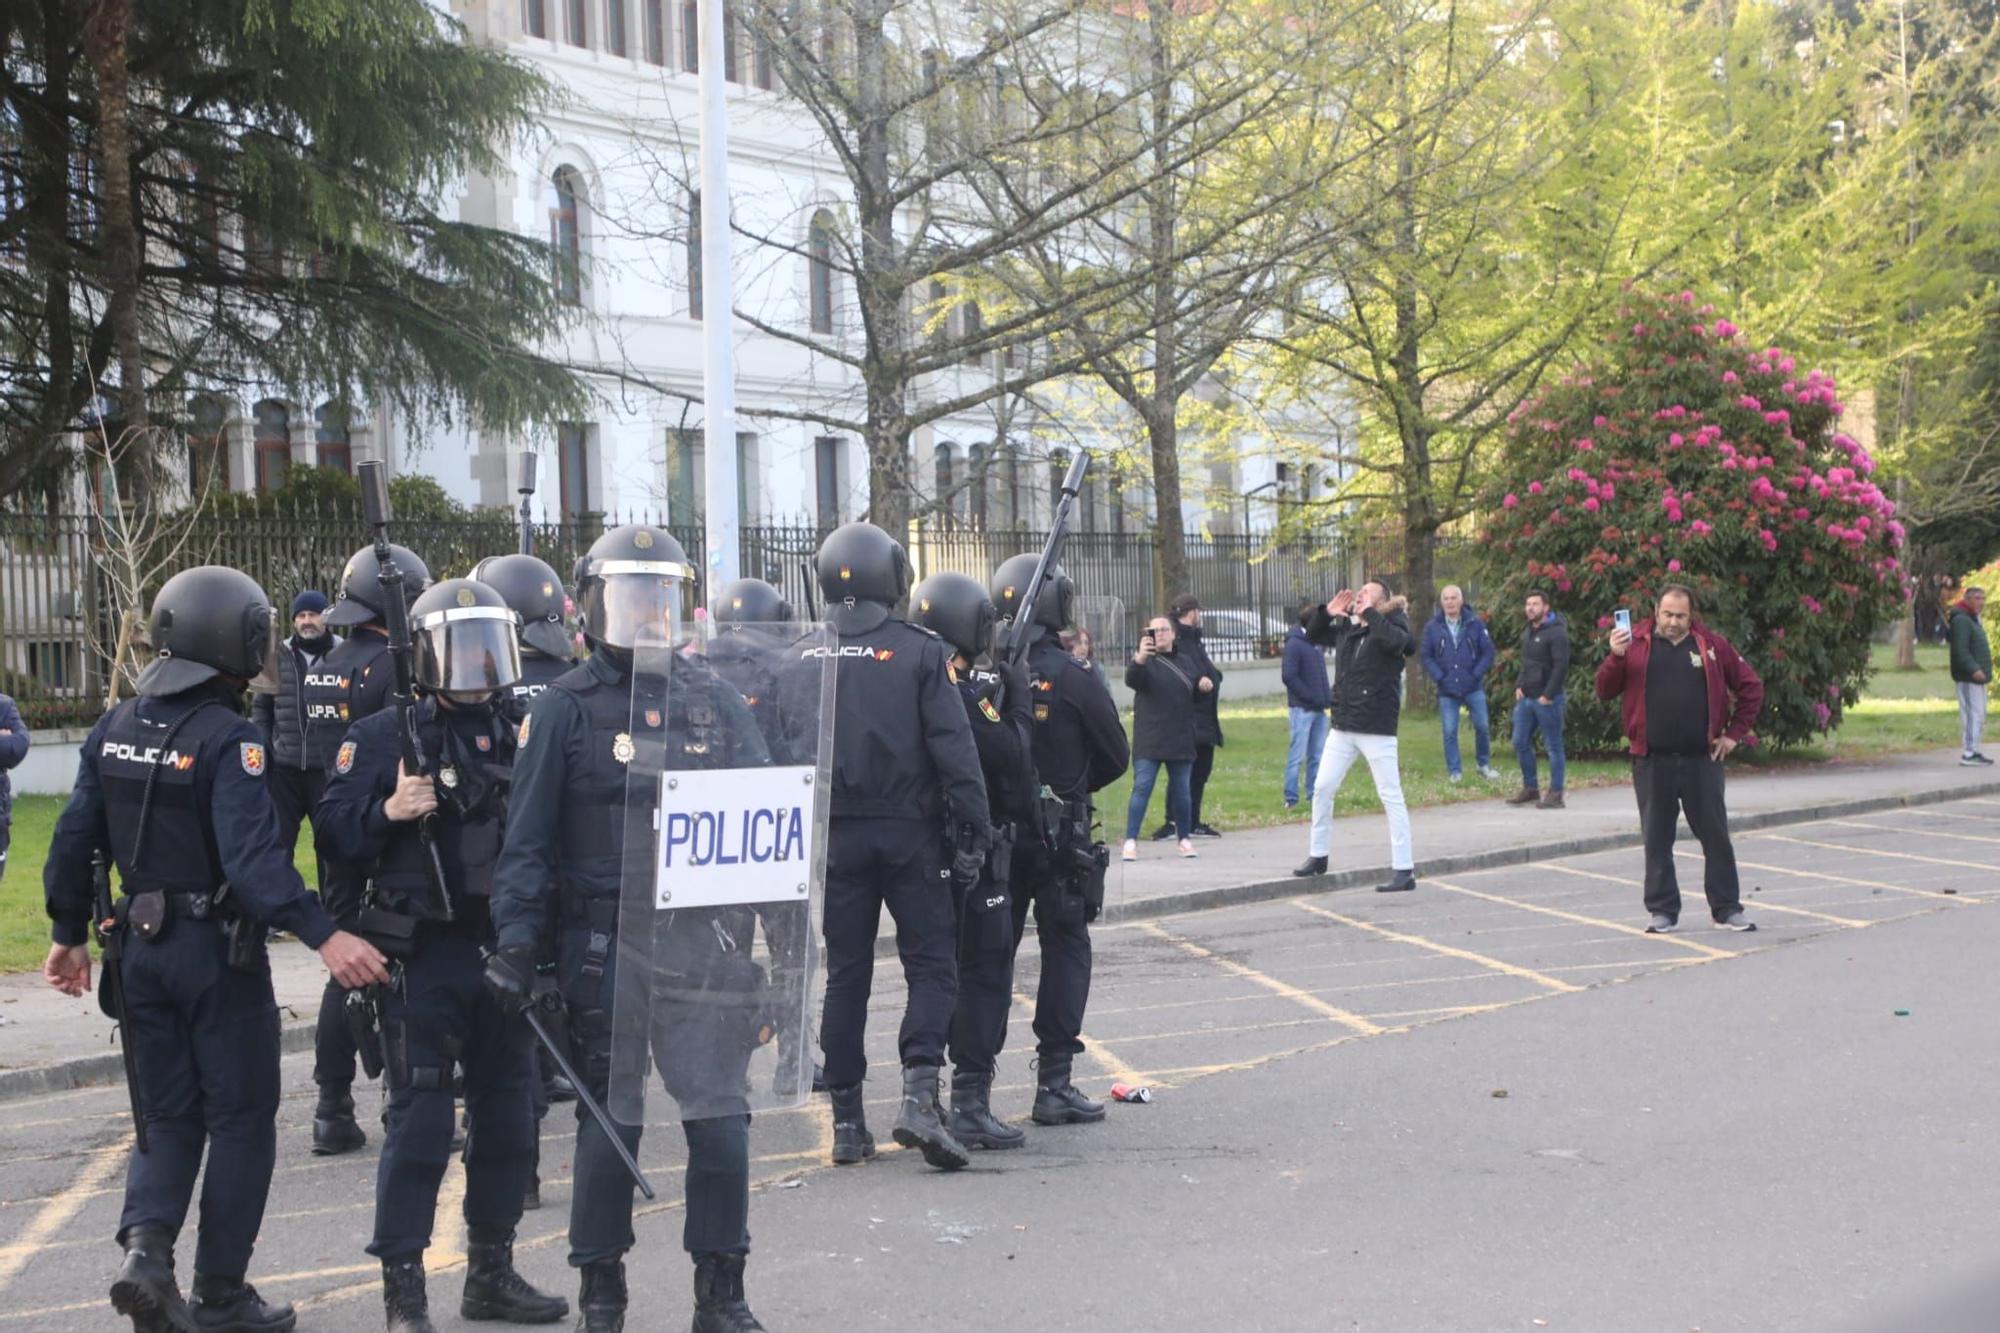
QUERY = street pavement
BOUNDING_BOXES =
[2,796,1996,1330]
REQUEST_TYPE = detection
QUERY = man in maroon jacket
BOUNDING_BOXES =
[1596,584,1765,933]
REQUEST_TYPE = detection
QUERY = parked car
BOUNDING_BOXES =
[1199,608,1289,659]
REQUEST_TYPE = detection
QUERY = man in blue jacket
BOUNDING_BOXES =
[0,691,29,881]
[1419,585,1499,783]
[1280,603,1331,808]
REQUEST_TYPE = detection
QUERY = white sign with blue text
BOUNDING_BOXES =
[652,765,817,909]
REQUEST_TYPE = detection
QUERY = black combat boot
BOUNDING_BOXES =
[311,1084,366,1156]
[381,1259,434,1333]
[690,1253,766,1333]
[110,1226,195,1333]
[461,1229,569,1324]
[573,1259,626,1333]
[189,1274,296,1331]
[1031,1056,1107,1126]
[827,1082,875,1166]
[948,1069,1025,1151]
[1291,855,1328,878]
[522,1170,542,1211]
[891,1064,969,1170]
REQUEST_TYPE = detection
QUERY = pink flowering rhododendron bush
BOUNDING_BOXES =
[1479,291,1906,751]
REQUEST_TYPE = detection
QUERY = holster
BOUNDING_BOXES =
[223,915,268,973]
[347,986,386,1080]
[355,903,421,960]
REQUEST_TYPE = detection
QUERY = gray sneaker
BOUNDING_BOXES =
[1644,913,1677,934]
[1963,753,1984,766]
[1714,912,1758,932]
[1448,771,1464,784]
[1478,765,1502,780]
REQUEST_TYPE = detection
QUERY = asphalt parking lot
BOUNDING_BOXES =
[3,797,1996,1331]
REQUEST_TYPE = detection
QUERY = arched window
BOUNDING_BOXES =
[967,443,988,527]
[314,403,352,475]
[548,168,584,306]
[808,210,835,334]
[188,397,229,495]
[687,190,703,319]
[253,400,290,493]
[934,442,956,515]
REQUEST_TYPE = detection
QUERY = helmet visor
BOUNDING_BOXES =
[584,568,695,649]
[415,606,522,695]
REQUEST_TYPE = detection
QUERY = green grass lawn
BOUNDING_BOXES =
[0,642,1975,973]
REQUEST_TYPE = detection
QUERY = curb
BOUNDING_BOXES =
[5,776,1994,1104]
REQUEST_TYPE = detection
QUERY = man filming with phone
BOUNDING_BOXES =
[1596,584,1764,934]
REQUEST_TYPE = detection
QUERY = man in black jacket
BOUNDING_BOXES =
[1292,581,1418,891]
[251,590,342,861]
[1507,589,1572,809]
[1123,615,1203,860]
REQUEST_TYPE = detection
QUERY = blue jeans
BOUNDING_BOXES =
[1126,757,1192,841]
[1438,689,1492,776]
[1285,707,1329,805]
[1512,696,1566,792]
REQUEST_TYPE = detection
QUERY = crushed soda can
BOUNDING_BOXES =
[1109,1083,1153,1104]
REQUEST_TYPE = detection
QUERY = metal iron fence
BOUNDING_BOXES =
[0,505,1357,728]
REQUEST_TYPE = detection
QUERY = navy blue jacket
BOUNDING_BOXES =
[1280,627,1331,711]
[44,688,337,948]
[0,693,28,832]
[1420,608,1496,700]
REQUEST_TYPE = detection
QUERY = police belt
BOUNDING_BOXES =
[117,889,231,922]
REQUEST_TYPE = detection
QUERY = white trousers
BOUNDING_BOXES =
[1308,729,1414,870]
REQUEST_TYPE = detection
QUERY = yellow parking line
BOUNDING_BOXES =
[1137,923,1387,1035]
[1718,853,1976,903]
[1758,833,1996,874]
[1558,858,1870,928]
[1014,988,1148,1086]
[1293,901,1582,993]
[1872,807,2000,826]
[0,1141,128,1293]
[1820,816,2000,848]
[1427,878,1736,959]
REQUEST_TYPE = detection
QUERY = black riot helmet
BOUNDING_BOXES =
[573,523,696,651]
[815,521,910,634]
[324,542,432,629]
[713,577,794,627]
[410,579,522,701]
[472,553,572,660]
[912,572,997,661]
[991,553,1075,640]
[138,566,276,697]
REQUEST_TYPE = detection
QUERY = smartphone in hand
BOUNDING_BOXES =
[1613,608,1632,635]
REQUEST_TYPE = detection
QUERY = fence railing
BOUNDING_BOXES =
[0,505,1358,728]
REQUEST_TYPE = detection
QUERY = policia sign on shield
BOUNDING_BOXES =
[607,620,834,1126]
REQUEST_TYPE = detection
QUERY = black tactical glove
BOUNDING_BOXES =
[482,946,537,1017]
[951,822,988,887]
[998,656,1034,718]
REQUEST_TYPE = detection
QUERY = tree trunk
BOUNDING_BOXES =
[1143,2,1187,614]
[1893,476,1918,668]
[851,0,911,540]
[84,0,150,518]
[1391,122,1433,706]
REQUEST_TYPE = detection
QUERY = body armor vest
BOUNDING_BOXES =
[302,636,389,761]
[370,705,511,921]
[97,697,235,894]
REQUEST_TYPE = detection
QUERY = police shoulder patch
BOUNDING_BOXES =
[978,697,1002,724]
[240,742,266,776]
[517,714,532,748]
[335,740,357,775]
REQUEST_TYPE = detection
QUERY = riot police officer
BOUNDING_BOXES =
[990,554,1129,1124]
[474,553,577,710]
[315,578,568,1331]
[307,542,433,1155]
[487,525,770,1333]
[810,523,989,1172]
[707,578,817,1095]
[474,551,581,1209]
[42,567,389,1333]
[912,573,1038,1150]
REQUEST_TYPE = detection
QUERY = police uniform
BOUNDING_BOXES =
[818,615,989,1085]
[949,662,1036,1072]
[489,649,766,1322]
[1007,629,1129,1117]
[504,649,573,717]
[47,685,338,1326]
[315,694,566,1324]
[302,628,395,1148]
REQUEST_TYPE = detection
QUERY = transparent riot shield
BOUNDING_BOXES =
[608,620,834,1124]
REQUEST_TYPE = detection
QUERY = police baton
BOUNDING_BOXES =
[520,992,656,1200]
[998,449,1089,667]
